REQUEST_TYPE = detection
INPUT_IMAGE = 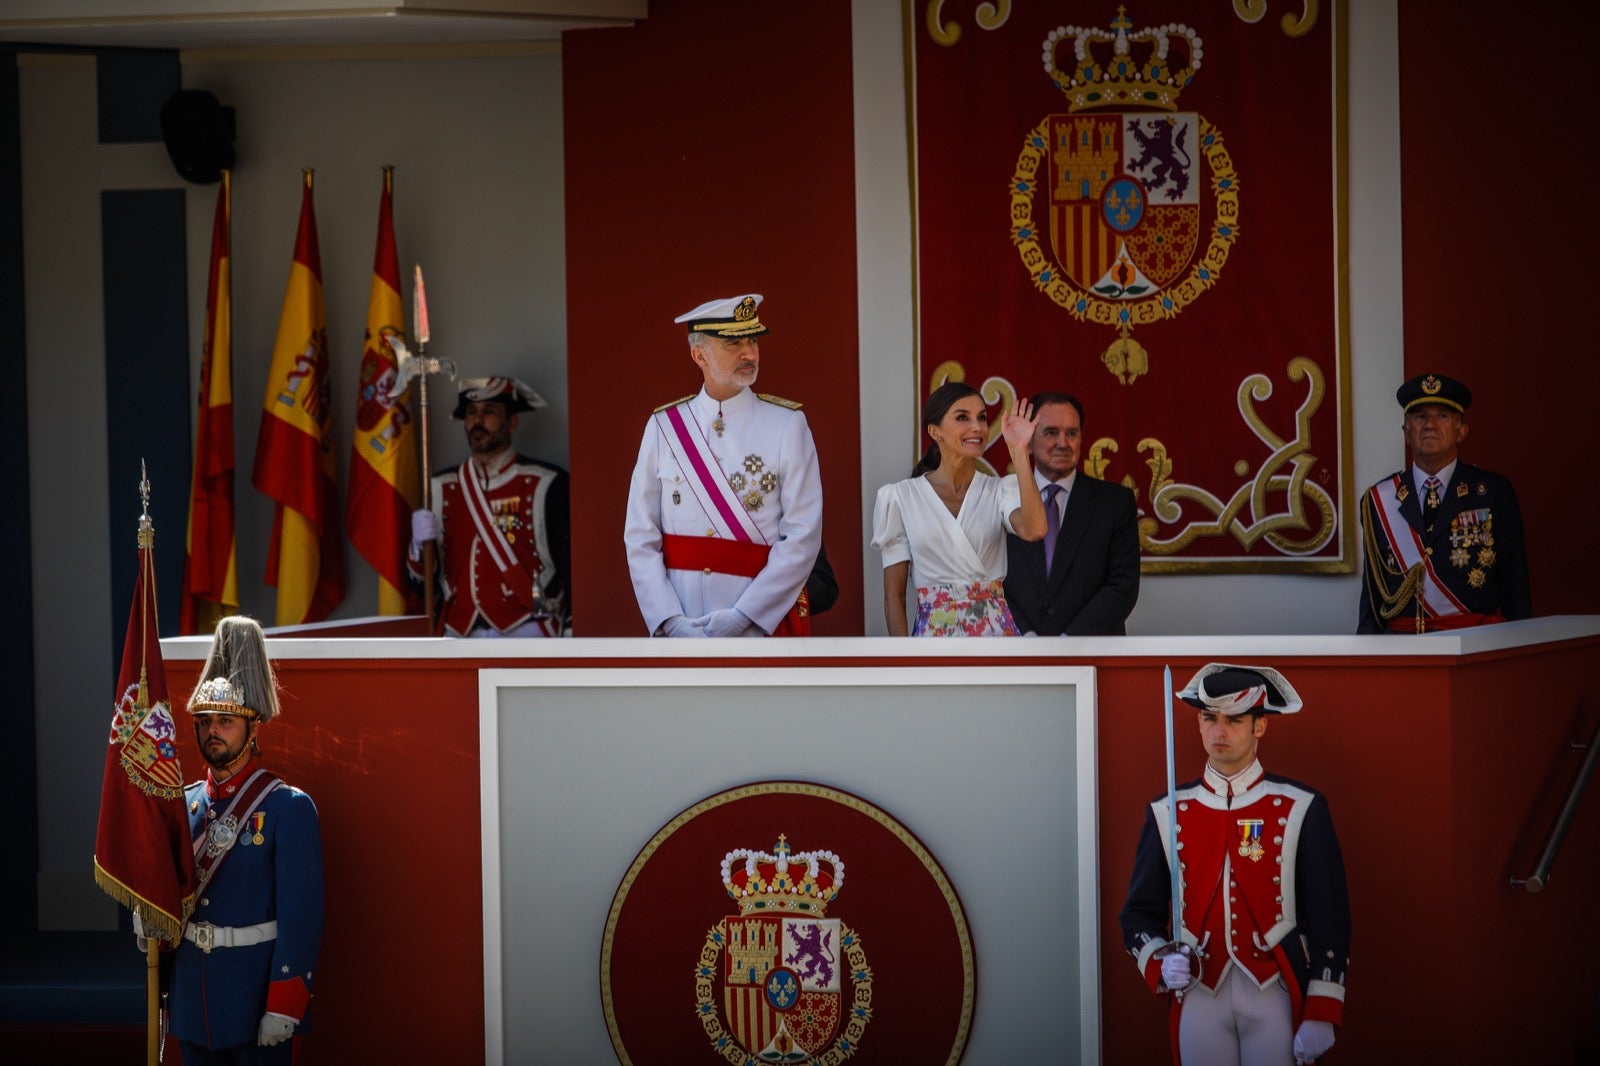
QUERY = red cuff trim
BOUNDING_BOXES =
[1143,956,1165,995]
[266,976,311,1021]
[1302,995,1343,1026]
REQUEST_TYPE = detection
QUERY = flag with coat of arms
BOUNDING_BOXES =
[252,169,345,624]
[345,166,421,614]
[93,478,197,944]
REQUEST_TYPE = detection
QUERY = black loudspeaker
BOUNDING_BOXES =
[159,90,236,184]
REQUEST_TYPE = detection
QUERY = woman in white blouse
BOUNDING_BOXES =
[871,382,1047,635]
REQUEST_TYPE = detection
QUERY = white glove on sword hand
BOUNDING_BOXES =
[1159,951,1191,990]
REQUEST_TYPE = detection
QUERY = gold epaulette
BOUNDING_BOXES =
[653,394,696,414]
[757,393,803,410]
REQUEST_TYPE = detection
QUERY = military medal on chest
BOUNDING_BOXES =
[1236,818,1266,862]
[206,813,240,857]
[1450,507,1495,576]
[491,496,524,544]
[727,454,780,513]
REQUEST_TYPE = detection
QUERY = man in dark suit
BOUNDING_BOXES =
[1003,392,1140,634]
[1357,372,1531,632]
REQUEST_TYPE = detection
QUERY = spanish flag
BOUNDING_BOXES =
[179,171,238,635]
[345,167,420,614]
[252,170,344,625]
[94,492,197,945]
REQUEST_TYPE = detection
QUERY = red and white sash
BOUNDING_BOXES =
[190,768,283,901]
[654,403,766,545]
[458,461,539,609]
[1370,475,1470,621]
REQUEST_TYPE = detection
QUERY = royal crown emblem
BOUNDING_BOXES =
[1011,7,1237,384]
[108,683,184,799]
[697,835,870,1063]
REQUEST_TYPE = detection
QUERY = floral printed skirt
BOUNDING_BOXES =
[913,579,1020,637]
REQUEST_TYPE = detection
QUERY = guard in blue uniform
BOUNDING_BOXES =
[169,616,324,1064]
[1358,373,1531,632]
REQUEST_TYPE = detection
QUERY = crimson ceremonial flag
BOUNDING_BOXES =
[94,501,197,944]
[911,1,1352,570]
[345,167,420,614]
[180,171,239,634]
[253,170,345,624]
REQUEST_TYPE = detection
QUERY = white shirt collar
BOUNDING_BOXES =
[694,386,753,420]
[1412,459,1457,496]
[1202,757,1264,798]
[1034,468,1077,495]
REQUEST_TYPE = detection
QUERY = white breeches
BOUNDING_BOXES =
[1178,966,1294,1066]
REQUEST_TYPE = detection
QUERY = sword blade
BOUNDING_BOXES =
[1164,665,1182,944]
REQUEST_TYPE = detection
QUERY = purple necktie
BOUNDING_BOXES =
[1043,483,1063,577]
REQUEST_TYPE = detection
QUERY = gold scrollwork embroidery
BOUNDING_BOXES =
[1124,358,1334,556]
[1233,0,1319,37]
[926,0,1012,47]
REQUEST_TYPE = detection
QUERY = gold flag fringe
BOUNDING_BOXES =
[92,861,194,945]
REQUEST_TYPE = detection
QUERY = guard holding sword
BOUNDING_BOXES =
[1119,663,1351,1065]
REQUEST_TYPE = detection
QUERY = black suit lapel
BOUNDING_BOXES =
[1397,476,1427,539]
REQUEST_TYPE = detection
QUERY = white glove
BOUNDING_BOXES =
[411,509,440,545]
[703,608,757,638]
[1159,951,1191,990]
[658,615,707,638]
[257,1012,297,1047]
[1293,1019,1336,1064]
[133,912,150,953]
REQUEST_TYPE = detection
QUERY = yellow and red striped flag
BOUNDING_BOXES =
[346,167,420,614]
[252,169,344,624]
[179,170,239,635]
[94,485,197,945]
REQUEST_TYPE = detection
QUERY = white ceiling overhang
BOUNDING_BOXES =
[0,1,645,51]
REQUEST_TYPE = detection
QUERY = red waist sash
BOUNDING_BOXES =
[660,534,810,635]
[1388,610,1505,634]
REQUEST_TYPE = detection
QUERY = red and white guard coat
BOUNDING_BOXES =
[1119,760,1351,1028]
[408,450,570,636]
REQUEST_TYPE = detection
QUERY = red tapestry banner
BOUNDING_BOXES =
[910,1,1351,570]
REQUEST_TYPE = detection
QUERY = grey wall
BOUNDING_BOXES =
[20,44,567,929]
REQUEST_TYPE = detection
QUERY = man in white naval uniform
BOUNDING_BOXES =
[625,293,823,637]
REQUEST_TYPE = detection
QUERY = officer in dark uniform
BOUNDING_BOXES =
[1357,373,1531,632]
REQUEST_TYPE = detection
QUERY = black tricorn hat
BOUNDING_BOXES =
[1176,663,1302,715]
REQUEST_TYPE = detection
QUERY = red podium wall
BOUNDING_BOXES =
[163,620,1600,1063]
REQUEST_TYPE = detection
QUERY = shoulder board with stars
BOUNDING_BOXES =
[756,393,803,410]
[652,394,696,414]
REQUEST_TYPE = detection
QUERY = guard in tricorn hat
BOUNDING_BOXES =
[623,294,823,638]
[1120,663,1351,1066]
[409,373,571,637]
[1357,372,1531,633]
[166,615,325,1060]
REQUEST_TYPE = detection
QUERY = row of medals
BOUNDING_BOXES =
[205,811,265,854]
[1410,479,1497,589]
[669,453,780,513]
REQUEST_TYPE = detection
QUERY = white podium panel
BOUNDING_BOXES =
[479,666,1100,1064]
